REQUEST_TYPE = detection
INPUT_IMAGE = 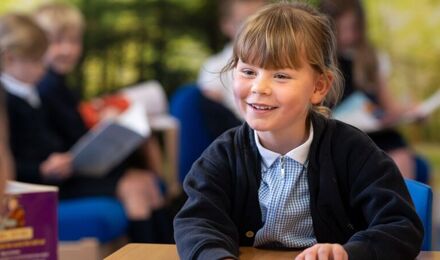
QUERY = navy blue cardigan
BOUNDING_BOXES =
[6,92,125,198]
[6,93,64,184]
[174,112,423,260]
[37,68,87,149]
[6,70,125,199]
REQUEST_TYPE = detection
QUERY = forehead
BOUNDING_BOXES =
[49,27,82,40]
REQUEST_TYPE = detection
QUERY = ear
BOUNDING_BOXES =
[310,72,333,105]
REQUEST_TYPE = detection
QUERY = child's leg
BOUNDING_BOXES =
[116,169,164,220]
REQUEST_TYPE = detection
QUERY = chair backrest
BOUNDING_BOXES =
[170,85,213,183]
[404,179,432,250]
[170,84,241,183]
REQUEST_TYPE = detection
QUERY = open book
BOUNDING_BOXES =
[70,102,151,177]
[0,181,58,260]
[333,90,440,132]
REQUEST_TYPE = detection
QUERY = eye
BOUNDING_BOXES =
[274,73,291,80]
[240,69,256,78]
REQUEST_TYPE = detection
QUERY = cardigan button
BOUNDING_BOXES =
[245,231,254,238]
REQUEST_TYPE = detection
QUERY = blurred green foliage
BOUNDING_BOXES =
[366,0,440,142]
[74,0,223,98]
[0,0,439,141]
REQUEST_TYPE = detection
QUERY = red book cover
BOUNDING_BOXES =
[0,181,58,260]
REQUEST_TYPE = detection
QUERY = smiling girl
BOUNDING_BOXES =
[174,2,423,260]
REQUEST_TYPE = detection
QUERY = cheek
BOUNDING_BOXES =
[232,77,248,99]
[44,46,62,64]
[51,43,63,55]
[69,45,83,60]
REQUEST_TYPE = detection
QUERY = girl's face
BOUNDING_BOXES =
[4,55,45,85]
[233,59,328,137]
[44,28,83,75]
[336,10,361,53]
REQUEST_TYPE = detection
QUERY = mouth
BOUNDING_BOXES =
[247,103,277,111]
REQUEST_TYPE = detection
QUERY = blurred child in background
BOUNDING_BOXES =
[182,0,267,154]
[319,0,419,179]
[0,14,55,184]
[32,2,173,243]
[197,0,268,117]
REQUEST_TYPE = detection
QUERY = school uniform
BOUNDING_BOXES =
[174,111,423,260]
[2,73,122,199]
[37,67,87,149]
[36,69,173,243]
[2,73,64,184]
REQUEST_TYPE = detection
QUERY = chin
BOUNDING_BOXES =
[54,64,74,75]
[246,120,270,132]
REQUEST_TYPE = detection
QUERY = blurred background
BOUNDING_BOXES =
[1,0,438,140]
[1,0,440,248]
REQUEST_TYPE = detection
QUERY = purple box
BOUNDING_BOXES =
[0,181,58,260]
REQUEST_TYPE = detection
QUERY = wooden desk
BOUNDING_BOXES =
[104,243,440,260]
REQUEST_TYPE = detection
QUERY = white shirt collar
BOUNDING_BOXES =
[254,123,314,169]
[0,73,40,108]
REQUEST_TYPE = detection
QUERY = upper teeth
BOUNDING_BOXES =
[252,104,273,110]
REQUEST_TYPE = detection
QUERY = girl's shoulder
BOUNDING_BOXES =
[205,123,253,154]
[312,113,377,153]
[198,123,257,166]
[330,118,376,146]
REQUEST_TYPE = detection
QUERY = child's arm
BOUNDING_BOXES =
[340,134,423,259]
[174,150,239,260]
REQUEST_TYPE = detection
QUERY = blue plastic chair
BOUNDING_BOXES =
[170,85,214,183]
[404,179,432,250]
[58,197,128,243]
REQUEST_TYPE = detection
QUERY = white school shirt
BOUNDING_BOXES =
[1,73,40,108]
[253,124,317,248]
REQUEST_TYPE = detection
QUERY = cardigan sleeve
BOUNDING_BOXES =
[174,141,240,260]
[343,139,423,260]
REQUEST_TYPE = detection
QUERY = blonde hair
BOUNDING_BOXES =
[223,2,343,117]
[33,2,85,37]
[0,13,48,60]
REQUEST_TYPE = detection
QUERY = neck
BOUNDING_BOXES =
[1,72,33,87]
[2,70,33,85]
[256,119,310,155]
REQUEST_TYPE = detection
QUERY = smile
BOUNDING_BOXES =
[248,103,277,110]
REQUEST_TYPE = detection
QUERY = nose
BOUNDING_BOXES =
[60,42,72,54]
[251,76,271,95]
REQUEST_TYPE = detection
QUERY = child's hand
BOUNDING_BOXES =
[403,104,429,124]
[295,243,348,260]
[40,152,73,180]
